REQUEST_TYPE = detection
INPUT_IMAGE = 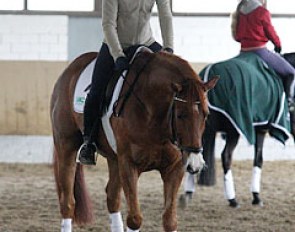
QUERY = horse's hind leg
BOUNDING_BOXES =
[54,136,92,232]
[221,131,240,208]
[251,129,266,207]
[106,157,124,232]
[54,135,82,232]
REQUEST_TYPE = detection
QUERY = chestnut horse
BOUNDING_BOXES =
[51,51,218,232]
[180,52,295,209]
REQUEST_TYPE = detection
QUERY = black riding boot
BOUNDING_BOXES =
[77,93,102,165]
[282,74,295,112]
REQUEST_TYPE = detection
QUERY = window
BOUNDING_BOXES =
[172,0,295,14]
[28,0,94,11]
[0,0,24,10]
[172,0,237,14]
[1,0,295,14]
[0,0,94,11]
[268,0,295,14]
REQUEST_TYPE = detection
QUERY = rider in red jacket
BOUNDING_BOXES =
[232,0,295,110]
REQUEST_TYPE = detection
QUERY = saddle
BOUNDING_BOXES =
[73,46,153,114]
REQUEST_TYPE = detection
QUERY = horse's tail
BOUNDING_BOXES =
[53,146,94,225]
[73,163,94,225]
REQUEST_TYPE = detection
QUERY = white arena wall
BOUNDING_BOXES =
[1,14,295,62]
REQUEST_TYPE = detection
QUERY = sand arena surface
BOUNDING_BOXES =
[0,157,295,232]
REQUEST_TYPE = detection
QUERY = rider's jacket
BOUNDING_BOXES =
[102,0,173,60]
[235,5,281,51]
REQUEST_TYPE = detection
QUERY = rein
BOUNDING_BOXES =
[170,95,203,155]
[113,53,155,117]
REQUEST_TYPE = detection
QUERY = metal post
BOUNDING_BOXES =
[24,0,28,10]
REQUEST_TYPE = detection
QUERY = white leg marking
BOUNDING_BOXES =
[224,170,235,200]
[61,218,72,232]
[250,166,262,193]
[184,172,195,193]
[110,212,124,232]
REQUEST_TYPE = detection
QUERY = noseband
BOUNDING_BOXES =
[170,94,203,154]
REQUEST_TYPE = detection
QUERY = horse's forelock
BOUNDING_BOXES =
[156,53,208,110]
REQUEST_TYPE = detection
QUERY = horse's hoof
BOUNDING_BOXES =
[252,193,264,207]
[178,192,193,209]
[252,198,264,207]
[228,199,240,208]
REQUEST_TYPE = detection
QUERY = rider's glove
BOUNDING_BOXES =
[274,46,282,54]
[115,56,129,71]
[163,47,174,54]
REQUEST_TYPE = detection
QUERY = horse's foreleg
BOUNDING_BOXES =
[106,157,124,232]
[221,131,239,208]
[251,129,266,207]
[118,157,141,231]
[161,157,184,232]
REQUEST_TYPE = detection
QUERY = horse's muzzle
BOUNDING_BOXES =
[187,164,201,175]
[185,151,206,175]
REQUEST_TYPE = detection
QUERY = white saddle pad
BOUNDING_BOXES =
[73,58,96,113]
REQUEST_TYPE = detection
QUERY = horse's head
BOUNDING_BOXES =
[149,53,218,174]
[127,52,218,174]
[171,75,218,174]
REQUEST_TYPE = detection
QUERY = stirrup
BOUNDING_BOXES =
[76,142,98,165]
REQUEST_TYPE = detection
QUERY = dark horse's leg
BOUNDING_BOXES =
[198,124,217,186]
[221,130,240,208]
[251,128,266,207]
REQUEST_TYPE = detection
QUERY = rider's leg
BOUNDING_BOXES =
[77,43,115,165]
[254,48,295,110]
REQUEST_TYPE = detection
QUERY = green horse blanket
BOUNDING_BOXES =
[199,52,290,145]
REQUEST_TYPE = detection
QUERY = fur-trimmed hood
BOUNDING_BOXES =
[239,0,263,14]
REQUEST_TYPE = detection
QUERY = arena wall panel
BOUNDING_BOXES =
[0,61,67,135]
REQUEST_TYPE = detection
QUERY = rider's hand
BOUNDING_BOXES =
[115,56,129,71]
[274,46,281,54]
[163,47,174,54]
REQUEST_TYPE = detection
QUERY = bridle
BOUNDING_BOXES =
[170,93,204,155]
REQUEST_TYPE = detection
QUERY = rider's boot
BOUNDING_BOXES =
[76,94,100,165]
[283,74,295,112]
[77,135,98,165]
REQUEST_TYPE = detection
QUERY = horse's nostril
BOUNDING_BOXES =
[187,165,199,175]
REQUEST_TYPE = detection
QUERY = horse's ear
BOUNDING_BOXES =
[203,75,219,92]
[171,83,182,92]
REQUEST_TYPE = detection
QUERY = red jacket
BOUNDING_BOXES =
[235,6,281,49]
